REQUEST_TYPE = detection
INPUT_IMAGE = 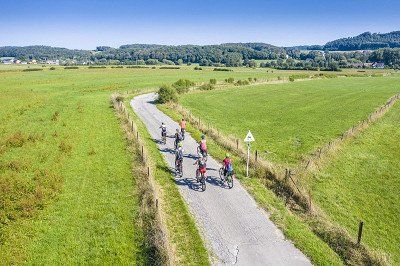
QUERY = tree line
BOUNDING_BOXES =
[1,42,400,69]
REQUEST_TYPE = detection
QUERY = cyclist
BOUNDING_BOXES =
[175,142,184,174]
[180,118,186,139]
[198,134,207,157]
[222,153,233,176]
[194,155,207,175]
[174,129,183,150]
[159,122,167,142]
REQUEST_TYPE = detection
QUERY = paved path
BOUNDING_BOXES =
[131,93,311,265]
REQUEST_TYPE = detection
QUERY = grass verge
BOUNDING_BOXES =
[111,95,168,264]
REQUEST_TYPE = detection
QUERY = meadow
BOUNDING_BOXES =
[309,101,400,264]
[1,64,397,264]
[179,75,400,164]
[0,65,285,263]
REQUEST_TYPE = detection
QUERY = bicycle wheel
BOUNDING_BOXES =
[227,173,234,189]
[201,174,206,191]
[179,163,183,177]
[195,169,200,182]
[219,167,225,181]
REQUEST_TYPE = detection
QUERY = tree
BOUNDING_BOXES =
[157,85,178,103]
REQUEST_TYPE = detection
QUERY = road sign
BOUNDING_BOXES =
[244,131,255,142]
[244,130,255,177]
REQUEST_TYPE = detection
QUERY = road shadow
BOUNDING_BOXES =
[174,176,205,192]
[158,147,176,155]
[205,174,227,188]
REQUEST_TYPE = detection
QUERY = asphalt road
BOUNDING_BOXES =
[131,93,311,265]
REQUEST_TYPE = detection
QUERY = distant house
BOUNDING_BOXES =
[29,59,37,64]
[14,59,21,64]
[46,59,60,65]
[1,57,15,64]
[372,62,385,69]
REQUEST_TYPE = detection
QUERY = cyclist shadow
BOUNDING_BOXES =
[183,153,198,160]
[205,174,226,188]
[158,147,176,154]
[174,176,205,192]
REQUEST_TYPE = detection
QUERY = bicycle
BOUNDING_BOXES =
[175,159,183,177]
[196,167,206,191]
[181,128,186,140]
[196,146,208,161]
[161,132,167,145]
[219,167,234,189]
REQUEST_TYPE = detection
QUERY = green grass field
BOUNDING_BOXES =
[309,101,400,264]
[0,65,397,264]
[179,75,400,164]
[1,66,280,263]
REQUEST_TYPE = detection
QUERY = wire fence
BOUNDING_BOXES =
[111,93,171,264]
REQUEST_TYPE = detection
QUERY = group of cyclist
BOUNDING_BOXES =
[159,118,234,182]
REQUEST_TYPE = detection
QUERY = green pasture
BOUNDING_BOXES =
[310,101,400,264]
[179,75,400,164]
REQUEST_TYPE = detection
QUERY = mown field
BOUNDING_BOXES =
[310,101,400,264]
[179,75,400,164]
[1,65,290,263]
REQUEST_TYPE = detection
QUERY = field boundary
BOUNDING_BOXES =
[298,93,400,174]
[164,101,390,265]
[111,94,171,264]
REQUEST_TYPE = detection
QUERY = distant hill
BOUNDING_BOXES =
[323,31,400,51]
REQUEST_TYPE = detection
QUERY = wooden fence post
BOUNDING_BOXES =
[357,221,364,245]
[147,167,150,177]
[141,146,144,160]
[255,150,258,162]
[236,139,239,149]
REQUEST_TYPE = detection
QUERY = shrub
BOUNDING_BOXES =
[213,68,232,72]
[64,66,79,69]
[253,77,257,81]
[88,66,106,69]
[22,68,43,72]
[49,67,56,70]
[172,79,195,94]
[194,66,202,70]
[157,84,178,103]
[209,78,217,85]
[199,84,214,90]
[225,77,235,83]
[126,65,148,69]
[159,66,180,69]
[145,59,160,65]
[235,80,250,86]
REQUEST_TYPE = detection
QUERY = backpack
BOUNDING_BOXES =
[226,163,233,172]
[200,140,206,151]
[177,149,183,160]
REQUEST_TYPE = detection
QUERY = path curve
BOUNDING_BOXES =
[131,93,311,265]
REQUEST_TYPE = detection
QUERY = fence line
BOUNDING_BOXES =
[168,102,311,210]
[299,93,400,173]
[111,93,172,264]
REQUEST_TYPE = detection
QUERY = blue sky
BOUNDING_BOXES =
[1,0,399,49]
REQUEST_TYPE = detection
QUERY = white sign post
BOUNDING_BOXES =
[244,130,255,177]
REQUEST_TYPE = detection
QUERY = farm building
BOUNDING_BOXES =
[372,62,385,68]
[1,57,15,64]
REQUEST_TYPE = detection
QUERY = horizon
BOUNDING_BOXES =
[1,0,400,50]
